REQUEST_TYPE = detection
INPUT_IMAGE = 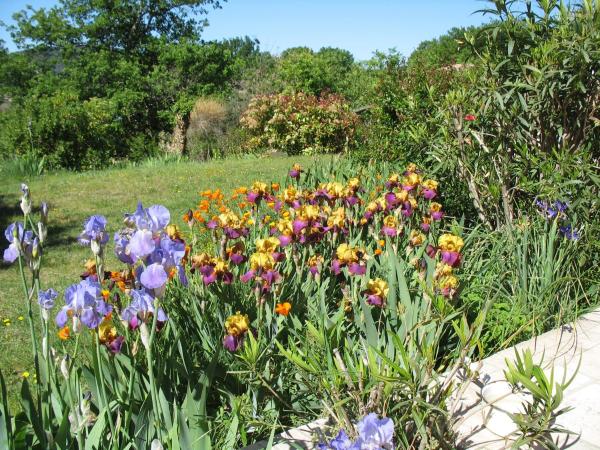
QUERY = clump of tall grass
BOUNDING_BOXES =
[460,219,596,355]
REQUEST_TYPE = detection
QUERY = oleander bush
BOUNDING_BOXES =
[240,92,359,155]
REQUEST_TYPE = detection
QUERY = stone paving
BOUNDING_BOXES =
[242,309,600,450]
[455,309,600,449]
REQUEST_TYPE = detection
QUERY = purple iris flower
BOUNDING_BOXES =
[319,415,395,450]
[149,237,185,271]
[114,231,135,264]
[382,225,397,237]
[431,210,443,221]
[441,251,461,267]
[422,189,436,200]
[366,294,384,307]
[329,430,353,450]
[38,288,58,310]
[560,225,580,241]
[140,263,168,290]
[120,289,168,326]
[384,192,397,209]
[348,262,366,276]
[240,270,256,283]
[331,259,342,275]
[78,215,109,247]
[55,279,111,329]
[223,334,242,352]
[3,222,35,264]
[278,235,292,247]
[129,229,156,260]
[127,202,170,233]
[107,336,125,354]
[354,413,394,449]
[293,218,308,235]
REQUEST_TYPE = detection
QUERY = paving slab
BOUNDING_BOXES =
[241,309,600,450]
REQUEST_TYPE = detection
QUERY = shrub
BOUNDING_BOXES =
[240,92,358,155]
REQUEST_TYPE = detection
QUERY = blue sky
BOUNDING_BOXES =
[0,0,491,60]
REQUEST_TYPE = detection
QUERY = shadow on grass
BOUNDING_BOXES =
[0,194,78,270]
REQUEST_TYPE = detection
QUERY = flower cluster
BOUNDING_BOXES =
[182,163,463,350]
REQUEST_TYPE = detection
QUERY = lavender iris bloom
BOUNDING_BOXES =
[129,229,156,260]
[128,202,170,233]
[38,288,58,310]
[78,215,109,246]
[329,430,353,450]
[55,279,112,329]
[3,222,33,263]
[140,263,168,290]
[114,231,135,264]
[354,413,394,449]
[319,414,394,449]
[120,289,168,326]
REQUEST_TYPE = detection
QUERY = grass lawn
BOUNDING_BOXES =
[0,154,323,399]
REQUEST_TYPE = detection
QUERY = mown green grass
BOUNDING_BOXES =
[0,155,323,399]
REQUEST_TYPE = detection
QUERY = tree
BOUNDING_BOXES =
[0,1,260,168]
[277,46,355,96]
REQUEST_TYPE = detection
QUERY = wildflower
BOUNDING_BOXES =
[98,317,124,354]
[139,263,168,295]
[20,183,32,215]
[289,164,303,179]
[18,316,24,321]
[439,275,459,297]
[226,241,247,264]
[364,278,389,307]
[194,255,233,285]
[421,216,432,233]
[421,179,438,200]
[308,254,323,276]
[333,243,366,276]
[120,289,168,328]
[223,312,250,352]
[58,326,71,340]
[536,199,568,220]
[464,114,476,121]
[402,172,422,191]
[38,288,58,319]
[319,413,394,450]
[429,202,444,221]
[560,225,580,241]
[55,279,112,330]
[381,215,400,237]
[438,234,464,267]
[22,371,30,379]
[3,222,33,264]
[247,181,269,204]
[78,215,109,255]
[275,302,292,316]
[409,230,426,246]
[355,413,394,449]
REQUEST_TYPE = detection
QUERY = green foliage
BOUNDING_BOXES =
[277,47,355,96]
[240,92,358,155]
[0,0,260,169]
[461,217,596,355]
[504,349,578,449]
